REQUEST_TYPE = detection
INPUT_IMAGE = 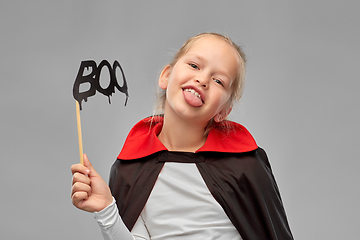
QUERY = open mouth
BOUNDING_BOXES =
[181,86,205,107]
[183,88,203,102]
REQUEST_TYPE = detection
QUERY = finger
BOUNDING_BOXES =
[71,182,91,197]
[71,191,89,207]
[83,154,99,178]
[72,172,91,186]
[83,154,92,169]
[71,163,90,176]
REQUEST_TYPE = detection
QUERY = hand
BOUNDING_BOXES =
[71,154,113,212]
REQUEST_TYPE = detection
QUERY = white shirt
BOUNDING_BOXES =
[94,162,242,240]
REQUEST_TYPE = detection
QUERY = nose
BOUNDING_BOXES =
[195,75,210,88]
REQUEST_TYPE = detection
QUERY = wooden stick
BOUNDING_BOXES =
[76,100,84,165]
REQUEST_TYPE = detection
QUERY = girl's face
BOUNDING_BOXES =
[159,36,240,126]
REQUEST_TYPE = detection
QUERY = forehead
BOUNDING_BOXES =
[184,36,240,79]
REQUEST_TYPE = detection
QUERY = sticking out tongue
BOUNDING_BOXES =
[183,90,203,107]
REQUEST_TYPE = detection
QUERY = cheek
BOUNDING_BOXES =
[219,89,232,104]
[167,70,186,92]
[164,79,180,102]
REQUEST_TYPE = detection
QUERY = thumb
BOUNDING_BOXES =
[83,154,99,177]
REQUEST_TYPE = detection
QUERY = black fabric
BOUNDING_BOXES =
[109,148,293,240]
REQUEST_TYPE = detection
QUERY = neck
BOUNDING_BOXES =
[158,111,208,153]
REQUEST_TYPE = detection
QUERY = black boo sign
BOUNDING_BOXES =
[73,60,129,110]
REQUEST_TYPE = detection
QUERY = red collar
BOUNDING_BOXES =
[118,116,258,160]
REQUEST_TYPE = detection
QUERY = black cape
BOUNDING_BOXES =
[109,117,293,240]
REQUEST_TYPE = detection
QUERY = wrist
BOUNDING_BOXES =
[95,196,114,212]
[94,197,118,227]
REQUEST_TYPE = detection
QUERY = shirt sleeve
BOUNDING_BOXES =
[93,197,135,240]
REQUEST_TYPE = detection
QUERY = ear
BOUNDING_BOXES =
[158,65,171,90]
[214,105,232,123]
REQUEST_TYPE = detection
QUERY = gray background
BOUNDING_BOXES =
[1,1,359,239]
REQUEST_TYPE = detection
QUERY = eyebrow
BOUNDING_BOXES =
[187,54,206,63]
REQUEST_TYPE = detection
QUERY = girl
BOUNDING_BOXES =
[71,33,293,240]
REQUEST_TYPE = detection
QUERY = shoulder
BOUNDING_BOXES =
[117,116,167,160]
[199,120,258,153]
[199,148,273,181]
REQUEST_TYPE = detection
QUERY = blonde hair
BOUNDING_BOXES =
[156,32,246,118]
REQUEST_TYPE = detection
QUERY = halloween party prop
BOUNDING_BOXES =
[73,60,129,164]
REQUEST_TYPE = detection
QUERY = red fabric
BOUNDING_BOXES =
[118,116,258,160]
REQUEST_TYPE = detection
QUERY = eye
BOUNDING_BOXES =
[189,63,199,69]
[213,78,224,86]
